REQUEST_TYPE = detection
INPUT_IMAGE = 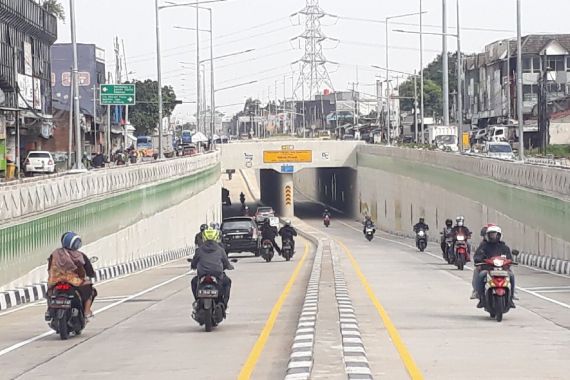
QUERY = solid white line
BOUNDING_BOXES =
[336,219,570,311]
[0,258,187,318]
[0,271,188,358]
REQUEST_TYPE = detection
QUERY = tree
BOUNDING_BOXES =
[42,0,65,21]
[128,80,178,136]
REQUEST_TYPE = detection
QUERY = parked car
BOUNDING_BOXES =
[24,151,55,176]
[221,217,260,255]
[255,206,275,224]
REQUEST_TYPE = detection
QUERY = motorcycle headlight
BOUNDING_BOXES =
[457,235,465,241]
[493,258,505,267]
[418,231,425,237]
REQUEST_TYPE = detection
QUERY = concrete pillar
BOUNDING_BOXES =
[281,173,294,218]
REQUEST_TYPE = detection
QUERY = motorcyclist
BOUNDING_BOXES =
[191,228,234,309]
[194,224,208,248]
[279,220,298,253]
[440,219,454,257]
[46,232,97,320]
[322,209,331,220]
[261,218,281,255]
[362,215,376,234]
[413,217,429,233]
[474,225,516,309]
[243,206,250,217]
[450,216,472,258]
[239,192,246,205]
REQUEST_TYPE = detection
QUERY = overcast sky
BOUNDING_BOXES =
[54,0,567,122]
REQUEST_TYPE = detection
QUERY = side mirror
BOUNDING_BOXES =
[90,256,99,263]
[512,250,520,257]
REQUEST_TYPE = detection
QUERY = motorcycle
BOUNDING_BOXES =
[416,229,428,252]
[281,238,294,261]
[192,275,227,332]
[260,239,274,262]
[475,254,517,322]
[323,214,330,228]
[364,226,375,241]
[441,234,454,262]
[46,282,87,340]
[451,234,470,270]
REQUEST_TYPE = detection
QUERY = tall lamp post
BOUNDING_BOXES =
[516,0,524,161]
[385,11,427,146]
[155,0,225,158]
[70,0,83,169]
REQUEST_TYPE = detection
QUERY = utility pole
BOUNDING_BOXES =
[154,0,164,158]
[70,0,83,169]
[93,85,97,147]
[456,0,463,151]
[538,53,549,154]
[413,73,418,143]
[386,19,391,145]
[106,72,111,159]
[68,66,74,169]
[442,0,450,125]
[506,40,511,120]
[12,48,20,178]
[516,0,524,160]
[196,6,201,134]
[209,10,215,138]
[420,0,425,144]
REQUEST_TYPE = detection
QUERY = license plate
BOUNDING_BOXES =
[490,270,509,277]
[232,235,243,240]
[198,289,218,298]
[51,298,71,306]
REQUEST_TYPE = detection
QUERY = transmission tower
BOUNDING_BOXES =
[292,0,336,100]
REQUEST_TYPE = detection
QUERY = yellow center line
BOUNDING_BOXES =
[237,241,310,380]
[336,239,424,380]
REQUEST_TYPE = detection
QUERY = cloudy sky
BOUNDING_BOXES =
[53,0,567,122]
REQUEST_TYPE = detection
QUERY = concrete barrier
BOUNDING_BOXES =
[359,145,570,199]
[0,153,219,224]
[1,158,221,290]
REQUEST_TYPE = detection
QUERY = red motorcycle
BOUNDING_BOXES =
[323,214,330,228]
[475,255,517,322]
[449,233,470,270]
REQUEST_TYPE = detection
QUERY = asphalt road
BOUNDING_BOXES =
[0,196,314,380]
[294,199,570,379]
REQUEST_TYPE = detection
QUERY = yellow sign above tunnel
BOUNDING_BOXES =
[263,150,313,163]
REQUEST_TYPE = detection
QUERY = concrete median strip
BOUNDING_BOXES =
[0,247,193,312]
[331,242,373,380]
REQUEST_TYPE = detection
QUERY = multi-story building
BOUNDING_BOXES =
[464,34,570,129]
[0,0,57,174]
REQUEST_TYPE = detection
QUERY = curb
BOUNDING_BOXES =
[284,239,323,380]
[331,242,373,379]
[0,247,193,311]
[517,252,570,276]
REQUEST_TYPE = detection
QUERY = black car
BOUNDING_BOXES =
[221,217,260,255]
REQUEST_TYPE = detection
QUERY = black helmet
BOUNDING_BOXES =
[200,224,208,232]
[445,219,453,227]
[419,217,425,224]
[365,215,371,221]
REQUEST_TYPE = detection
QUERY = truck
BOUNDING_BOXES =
[152,132,175,158]
[428,125,459,152]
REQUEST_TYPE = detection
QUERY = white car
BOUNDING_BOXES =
[484,142,515,160]
[24,151,56,176]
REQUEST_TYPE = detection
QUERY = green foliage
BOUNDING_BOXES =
[42,0,65,21]
[128,80,178,136]
[528,144,570,158]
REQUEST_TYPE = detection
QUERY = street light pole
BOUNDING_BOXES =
[385,19,391,146]
[196,5,201,134]
[442,0,450,125]
[420,0,425,144]
[154,0,164,159]
[209,9,215,139]
[456,0,463,151]
[70,0,83,169]
[516,0,524,160]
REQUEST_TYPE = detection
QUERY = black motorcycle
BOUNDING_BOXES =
[281,238,294,261]
[260,239,274,262]
[364,226,375,242]
[47,282,87,340]
[416,229,428,252]
[192,275,227,332]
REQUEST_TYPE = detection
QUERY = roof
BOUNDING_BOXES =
[517,34,570,55]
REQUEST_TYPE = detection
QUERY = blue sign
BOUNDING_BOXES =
[281,165,294,173]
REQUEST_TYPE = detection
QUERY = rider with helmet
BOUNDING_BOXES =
[322,208,331,219]
[362,215,376,234]
[451,216,472,258]
[279,220,298,253]
[195,224,208,248]
[440,218,454,257]
[190,228,234,309]
[47,232,97,320]
[261,218,281,255]
[413,217,429,233]
[473,225,516,308]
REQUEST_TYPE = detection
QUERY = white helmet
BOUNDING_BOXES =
[486,225,502,243]
[456,216,465,227]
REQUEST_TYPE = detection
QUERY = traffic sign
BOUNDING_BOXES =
[263,150,312,163]
[285,185,293,206]
[100,84,136,106]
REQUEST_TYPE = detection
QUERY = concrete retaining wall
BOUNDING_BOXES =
[359,145,570,199]
[1,158,221,290]
[0,153,219,224]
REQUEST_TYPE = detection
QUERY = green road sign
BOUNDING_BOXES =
[100,84,136,105]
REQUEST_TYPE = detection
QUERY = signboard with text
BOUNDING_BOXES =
[263,150,312,163]
[100,84,136,106]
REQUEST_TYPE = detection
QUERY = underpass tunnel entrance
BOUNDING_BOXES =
[259,169,294,218]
